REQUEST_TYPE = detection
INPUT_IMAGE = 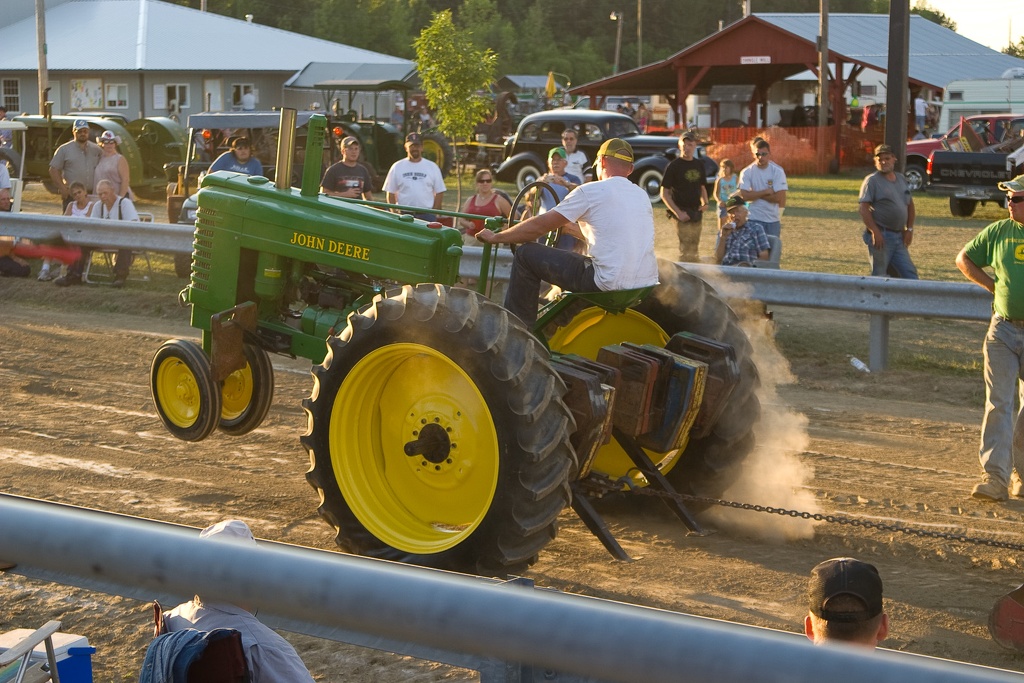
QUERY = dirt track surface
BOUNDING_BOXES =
[2,301,1024,681]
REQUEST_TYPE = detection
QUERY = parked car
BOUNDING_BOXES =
[904,114,1024,192]
[495,110,717,203]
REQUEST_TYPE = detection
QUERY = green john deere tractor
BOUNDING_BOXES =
[150,111,759,576]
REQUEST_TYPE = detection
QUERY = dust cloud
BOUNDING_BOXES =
[692,268,819,542]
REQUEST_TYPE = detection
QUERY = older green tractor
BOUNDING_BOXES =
[150,111,759,575]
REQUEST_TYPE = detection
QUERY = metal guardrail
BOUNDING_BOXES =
[2,495,1021,683]
[1,213,994,371]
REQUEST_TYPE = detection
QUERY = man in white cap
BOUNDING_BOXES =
[49,119,102,211]
[161,520,316,682]
[956,173,1024,501]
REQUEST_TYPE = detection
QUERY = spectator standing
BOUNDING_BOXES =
[321,136,374,200]
[383,132,445,221]
[714,195,769,266]
[54,179,138,288]
[738,137,787,239]
[560,129,590,182]
[94,130,133,200]
[49,119,102,211]
[161,520,316,683]
[391,105,404,129]
[209,137,263,176]
[712,159,738,229]
[805,557,889,648]
[955,174,1024,501]
[458,169,511,237]
[858,144,917,279]
[660,131,708,262]
[529,147,582,250]
[914,94,927,135]
[475,138,658,326]
[633,103,649,133]
[0,105,12,148]
[240,86,256,111]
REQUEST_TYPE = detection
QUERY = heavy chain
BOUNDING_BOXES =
[620,483,1024,553]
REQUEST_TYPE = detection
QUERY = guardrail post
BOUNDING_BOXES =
[868,313,889,371]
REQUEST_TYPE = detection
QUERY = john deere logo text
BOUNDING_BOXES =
[290,232,371,261]
[1015,244,1024,261]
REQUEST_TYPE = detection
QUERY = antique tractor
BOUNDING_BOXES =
[150,111,759,576]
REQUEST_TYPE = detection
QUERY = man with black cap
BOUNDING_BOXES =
[475,138,658,326]
[859,143,918,279]
[321,135,374,200]
[209,137,263,176]
[956,173,1024,501]
[383,132,445,221]
[660,131,709,262]
[49,119,102,211]
[805,557,889,648]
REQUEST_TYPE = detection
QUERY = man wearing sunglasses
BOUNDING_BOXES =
[956,174,1024,501]
[738,137,787,240]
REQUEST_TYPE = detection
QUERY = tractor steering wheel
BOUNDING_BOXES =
[508,181,561,251]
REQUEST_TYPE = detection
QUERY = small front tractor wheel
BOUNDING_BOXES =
[219,343,275,436]
[151,339,222,442]
[303,284,576,576]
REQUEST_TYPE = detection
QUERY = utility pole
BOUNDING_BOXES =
[885,0,910,168]
[818,0,830,172]
[637,0,643,68]
[610,12,624,75]
[36,0,49,114]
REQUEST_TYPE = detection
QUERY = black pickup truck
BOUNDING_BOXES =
[927,149,1023,217]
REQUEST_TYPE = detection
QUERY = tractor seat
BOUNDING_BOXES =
[566,285,656,314]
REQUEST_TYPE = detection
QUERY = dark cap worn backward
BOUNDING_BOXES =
[680,131,697,142]
[597,138,634,163]
[405,132,422,144]
[874,143,895,157]
[231,137,251,149]
[808,557,883,622]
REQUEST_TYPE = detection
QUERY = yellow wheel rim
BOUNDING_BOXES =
[547,306,678,485]
[221,362,254,421]
[154,355,203,429]
[330,343,499,554]
[421,138,445,170]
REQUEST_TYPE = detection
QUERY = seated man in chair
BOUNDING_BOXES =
[476,138,658,326]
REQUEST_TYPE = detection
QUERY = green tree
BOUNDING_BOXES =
[414,10,497,202]
[1005,37,1024,59]
[911,2,956,31]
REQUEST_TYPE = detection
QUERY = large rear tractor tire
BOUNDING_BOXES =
[219,343,274,436]
[421,133,454,177]
[151,339,222,442]
[303,284,576,576]
[547,260,760,498]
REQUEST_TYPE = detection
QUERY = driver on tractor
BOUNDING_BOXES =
[476,138,659,325]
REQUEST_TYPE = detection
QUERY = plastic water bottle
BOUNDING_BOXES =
[850,357,870,373]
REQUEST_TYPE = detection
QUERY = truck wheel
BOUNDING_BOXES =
[950,197,977,217]
[219,343,274,436]
[904,163,926,192]
[151,339,222,442]
[421,133,454,177]
[515,162,543,191]
[546,260,759,498]
[303,284,575,576]
[635,168,664,204]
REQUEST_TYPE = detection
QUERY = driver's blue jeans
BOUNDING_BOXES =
[504,242,597,326]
